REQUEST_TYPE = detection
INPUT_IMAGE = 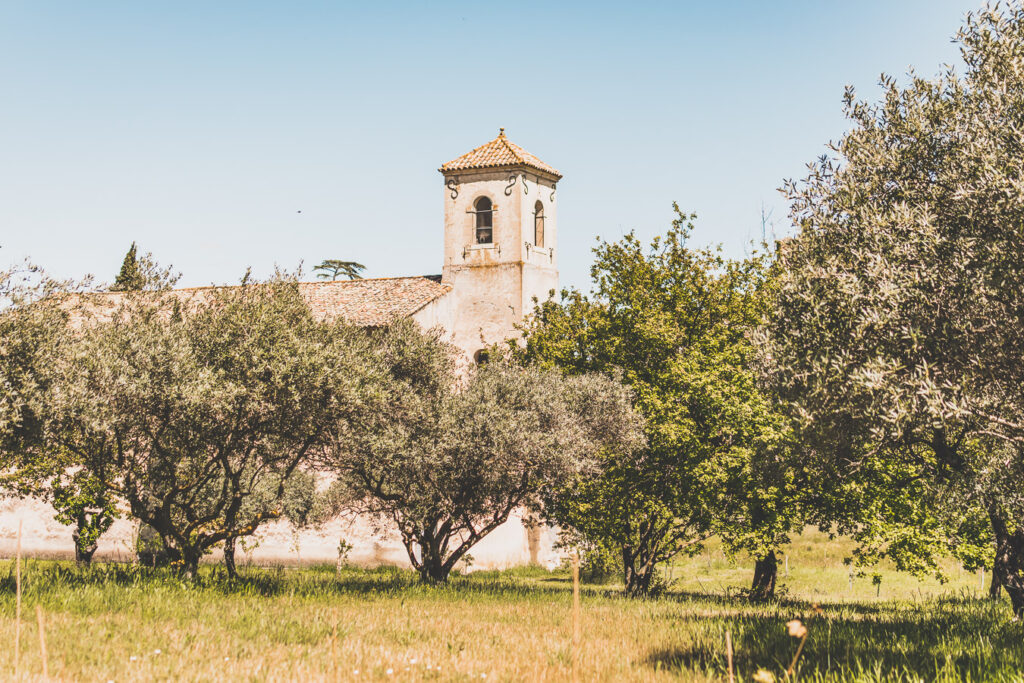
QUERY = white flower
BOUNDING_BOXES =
[386,668,393,675]
[129,656,138,662]
[786,619,808,638]
[153,649,162,655]
[224,656,231,662]
[410,658,417,664]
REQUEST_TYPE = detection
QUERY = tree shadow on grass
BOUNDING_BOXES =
[642,599,1023,680]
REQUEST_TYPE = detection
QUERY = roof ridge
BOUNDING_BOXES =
[302,274,442,286]
[500,136,525,164]
[86,275,446,297]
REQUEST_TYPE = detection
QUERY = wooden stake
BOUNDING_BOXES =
[725,630,734,683]
[15,519,22,679]
[36,605,48,679]
[572,552,581,683]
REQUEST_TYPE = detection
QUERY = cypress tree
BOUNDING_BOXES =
[111,242,145,291]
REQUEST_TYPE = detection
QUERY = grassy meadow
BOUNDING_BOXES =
[1,529,1021,682]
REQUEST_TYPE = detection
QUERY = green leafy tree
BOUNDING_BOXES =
[0,264,117,564]
[512,210,796,597]
[111,242,144,291]
[50,469,117,564]
[111,242,181,292]
[41,275,382,578]
[314,259,366,281]
[762,4,1024,617]
[322,319,643,585]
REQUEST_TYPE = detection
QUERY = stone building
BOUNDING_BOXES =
[0,130,566,570]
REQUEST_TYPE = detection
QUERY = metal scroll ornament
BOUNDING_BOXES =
[504,173,518,196]
[446,176,459,199]
[550,183,557,201]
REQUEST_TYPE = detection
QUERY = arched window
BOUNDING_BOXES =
[533,201,545,247]
[474,197,493,244]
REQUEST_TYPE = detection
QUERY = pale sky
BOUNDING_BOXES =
[0,1,983,292]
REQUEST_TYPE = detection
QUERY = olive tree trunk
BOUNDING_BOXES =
[223,536,238,579]
[989,508,1024,619]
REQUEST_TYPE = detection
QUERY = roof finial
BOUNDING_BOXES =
[498,127,505,137]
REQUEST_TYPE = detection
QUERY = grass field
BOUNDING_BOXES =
[1,529,1021,682]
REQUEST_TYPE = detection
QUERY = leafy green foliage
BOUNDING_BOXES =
[512,208,795,596]
[50,469,117,564]
[323,319,643,584]
[40,274,383,577]
[110,242,180,292]
[762,3,1024,616]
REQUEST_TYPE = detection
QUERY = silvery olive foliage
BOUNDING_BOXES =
[39,275,382,577]
[512,211,796,597]
[323,319,644,584]
[0,263,74,444]
[0,264,117,564]
[761,4,1024,615]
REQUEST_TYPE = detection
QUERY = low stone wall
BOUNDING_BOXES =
[0,495,564,572]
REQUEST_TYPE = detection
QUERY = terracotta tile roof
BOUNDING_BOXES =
[298,276,450,325]
[65,276,451,328]
[440,129,561,178]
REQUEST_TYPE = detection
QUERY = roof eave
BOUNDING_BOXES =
[437,163,562,181]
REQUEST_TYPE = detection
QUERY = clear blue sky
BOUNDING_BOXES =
[0,1,982,292]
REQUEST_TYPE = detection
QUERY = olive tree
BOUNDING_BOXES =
[325,319,643,584]
[762,4,1024,617]
[42,275,382,577]
[0,264,118,564]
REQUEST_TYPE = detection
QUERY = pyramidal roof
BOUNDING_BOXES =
[440,129,561,178]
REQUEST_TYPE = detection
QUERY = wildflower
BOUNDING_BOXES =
[153,649,162,655]
[752,670,775,683]
[410,658,417,664]
[786,619,807,638]
[129,656,138,662]
[224,656,231,662]
[386,668,394,675]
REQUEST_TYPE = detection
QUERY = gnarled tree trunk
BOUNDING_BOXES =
[750,550,778,600]
[72,521,98,566]
[224,536,238,579]
[622,545,657,597]
[989,507,1024,619]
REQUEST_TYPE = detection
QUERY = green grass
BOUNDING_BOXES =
[1,529,1021,681]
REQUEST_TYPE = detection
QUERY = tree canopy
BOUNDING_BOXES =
[35,275,383,577]
[512,209,795,596]
[322,319,643,584]
[762,4,1024,616]
[314,259,366,281]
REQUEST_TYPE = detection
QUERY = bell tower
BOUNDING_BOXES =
[438,129,561,359]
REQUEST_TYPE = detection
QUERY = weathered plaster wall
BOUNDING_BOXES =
[0,494,563,571]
